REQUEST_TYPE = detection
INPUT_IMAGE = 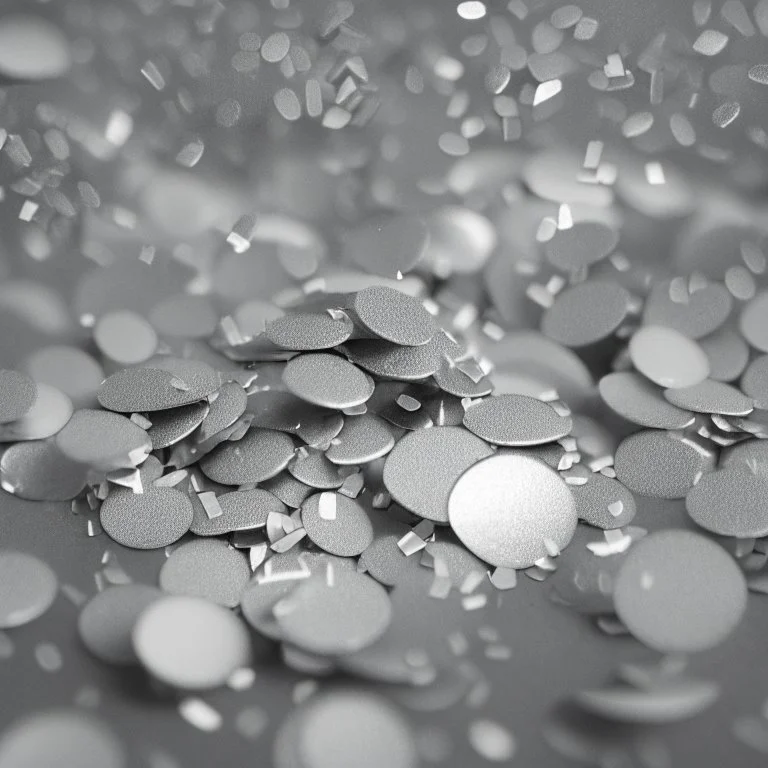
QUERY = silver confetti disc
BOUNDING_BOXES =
[24,345,104,409]
[449,453,577,569]
[55,409,151,471]
[544,221,619,271]
[344,338,443,381]
[643,280,733,340]
[698,326,750,383]
[159,539,250,608]
[740,355,768,409]
[721,438,768,472]
[301,492,374,556]
[0,15,71,81]
[0,369,37,424]
[146,401,209,449]
[78,584,163,665]
[199,427,295,485]
[100,486,193,550]
[283,353,374,409]
[0,439,88,501]
[0,383,72,442]
[275,570,392,656]
[133,595,251,690]
[261,472,314,508]
[614,430,716,499]
[325,414,394,465]
[663,379,754,416]
[599,372,694,429]
[383,426,493,523]
[265,312,353,351]
[613,530,747,653]
[94,310,158,366]
[542,281,630,348]
[432,363,494,398]
[352,286,438,347]
[739,290,768,352]
[288,449,345,489]
[190,488,286,536]
[463,394,572,446]
[0,550,58,629]
[149,294,218,339]
[686,464,768,538]
[629,325,710,389]
[571,472,637,530]
[197,381,247,442]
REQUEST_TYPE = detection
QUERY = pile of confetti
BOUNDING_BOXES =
[2,1,768,766]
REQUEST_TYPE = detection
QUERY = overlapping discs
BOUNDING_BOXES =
[663,379,754,416]
[643,280,733,339]
[265,312,353,351]
[0,383,72,442]
[448,453,578,569]
[325,414,394,465]
[145,401,209,449]
[190,489,286,536]
[301,492,374,556]
[383,426,493,523]
[629,326,710,389]
[283,353,373,409]
[352,286,438,346]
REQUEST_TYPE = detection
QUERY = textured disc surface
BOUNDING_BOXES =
[283,353,373,409]
[643,280,733,340]
[0,369,37,424]
[190,488,286,536]
[0,383,72,442]
[325,414,394,465]
[663,379,753,416]
[265,312,353,351]
[301,492,374,556]
[448,453,578,569]
[599,372,694,429]
[629,326,709,389]
[352,286,438,347]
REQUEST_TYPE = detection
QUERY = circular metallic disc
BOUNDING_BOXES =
[301,492,374,556]
[246,389,313,434]
[133,595,251,690]
[0,369,37,423]
[100,487,193,550]
[275,571,392,656]
[296,410,345,449]
[98,364,218,412]
[197,382,247,442]
[629,325,709,389]
[0,439,88,501]
[575,680,719,724]
[344,338,442,381]
[0,16,71,81]
[241,551,355,640]
[296,691,418,768]
[0,383,72,442]
[663,379,754,416]
[55,409,151,470]
[146,401,209,449]
[352,286,438,347]
[24,345,104,409]
[78,584,163,665]
[234,299,285,337]
[288,449,345,489]
[448,453,578,569]
[432,364,494,398]
[265,312,353,351]
[359,525,419,587]
[721,438,768,472]
[422,206,497,275]
[283,353,373,409]
[325,414,394,465]
[159,539,250,608]
[261,472,314,508]
[599,372,695,429]
[544,221,619,271]
[0,712,125,768]
[739,290,768,352]
[613,530,747,653]
[190,489,286,536]
[614,430,716,499]
[686,465,768,538]
[424,539,487,586]
[199,428,295,485]
[741,355,768,409]
[571,472,637,530]
[463,394,573,446]
[94,310,158,365]
[698,326,750,382]
[383,426,493,523]
[343,213,429,277]
[0,551,58,629]
[149,294,218,339]
[542,281,630,348]
[643,280,733,339]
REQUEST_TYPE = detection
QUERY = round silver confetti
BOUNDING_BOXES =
[0,439,88,501]
[275,570,392,656]
[0,369,37,424]
[0,383,72,442]
[325,414,394,465]
[149,294,218,339]
[698,326,750,382]
[739,290,768,352]
[261,472,314,508]
[94,310,158,366]
[100,486,193,550]
[614,430,715,499]
[663,379,754,416]
[78,584,163,665]
[55,409,151,470]
[146,401,209,449]
[383,426,493,523]
[159,539,250,608]
[541,281,630,348]
[24,345,104,409]
[283,353,373,409]
[301,492,374,556]
[432,364,493,398]
[686,464,768,538]
[463,394,572,446]
[344,337,444,381]
[359,524,419,587]
[424,538,487,586]
[629,325,709,389]
[643,280,733,339]
[133,595,251,690]
[613,530,747,653]
[288,448,345,489]
[571,472,637,530]
[741,355,768,409]
[449,453,577,569]
[197,382,247,442]
[266,312,353,351]
[199,428,295,485]
[721,438,768,472]
[599,372,695,429]
[544,221,619,271]
[190,488,286,536]
[0,550,58,629]
[352,286,438,347]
